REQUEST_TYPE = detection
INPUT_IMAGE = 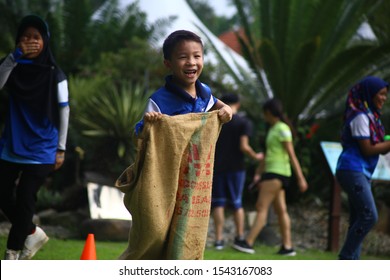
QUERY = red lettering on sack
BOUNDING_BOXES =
[191,195,210,205]
[183,144,214,177]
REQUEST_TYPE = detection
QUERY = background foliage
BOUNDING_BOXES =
[190,0,390,205]
[1,0,390,207]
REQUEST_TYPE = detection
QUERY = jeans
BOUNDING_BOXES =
[336,170,378,260]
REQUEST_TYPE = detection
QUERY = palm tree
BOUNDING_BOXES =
[197,0,390,207]
[69,76,151,175]
[58,0,153,74]
[209,0,390,125]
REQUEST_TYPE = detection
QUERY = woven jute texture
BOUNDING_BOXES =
[116,111,221,259]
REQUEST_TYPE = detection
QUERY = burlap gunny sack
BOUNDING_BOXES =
[115,111,222,259]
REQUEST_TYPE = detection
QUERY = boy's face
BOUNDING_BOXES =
[164,40,203,90]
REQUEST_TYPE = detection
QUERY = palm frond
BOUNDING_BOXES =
[226,0,390,124]
[70,76,150,159]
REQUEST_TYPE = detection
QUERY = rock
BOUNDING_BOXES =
[375,200,390,235]
[57,185,88,211]
[0,222,11,237]
[257,225,281,246]
[81,219,132,241]
[38,208,89,237]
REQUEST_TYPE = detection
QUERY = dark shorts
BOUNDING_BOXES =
[260,172,291,190]
[211,171,245,209]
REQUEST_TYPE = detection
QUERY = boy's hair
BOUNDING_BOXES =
[221,93,240,105]
[163,30,203,60]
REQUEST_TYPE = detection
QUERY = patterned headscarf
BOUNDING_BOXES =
[343,76,388,144]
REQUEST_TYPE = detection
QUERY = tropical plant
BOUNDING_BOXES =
[186,0,239,36]
[69,76,150,176]
[198,0,390,204]
[58,0,154,74]
[206,0,390,125]
[85,37,167,91]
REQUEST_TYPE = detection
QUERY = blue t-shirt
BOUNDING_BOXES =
[135,76,217,134]
[336,113,379,178]
[0,77,69,164]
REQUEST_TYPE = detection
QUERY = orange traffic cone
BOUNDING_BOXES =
[80,233,97,260]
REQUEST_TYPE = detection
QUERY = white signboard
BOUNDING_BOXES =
[87,182,132,220]
[320,141,390,181]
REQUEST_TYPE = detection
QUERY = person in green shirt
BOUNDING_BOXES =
[233,98,308,255]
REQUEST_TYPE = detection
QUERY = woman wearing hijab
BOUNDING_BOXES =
[336,76,389,260]
[0,15,70,260]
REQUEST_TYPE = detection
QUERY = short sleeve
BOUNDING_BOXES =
[242,117,253,137]
[144,99,161,113]
[278,123,292,142]
[350,114,370,138]
[57,80,69,105]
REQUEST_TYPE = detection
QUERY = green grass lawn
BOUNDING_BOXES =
[1,236,388,260]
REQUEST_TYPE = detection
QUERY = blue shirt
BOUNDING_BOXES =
[336,113,379,178]
[135,76,217,134]
[0,77,69,164]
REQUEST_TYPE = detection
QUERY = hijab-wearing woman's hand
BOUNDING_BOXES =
[54,151,65,170]
[17,40,40,57]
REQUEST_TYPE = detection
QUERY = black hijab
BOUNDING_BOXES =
[5,15,62,128]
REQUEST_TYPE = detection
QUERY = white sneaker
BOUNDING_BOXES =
[4,249,20,260]
[19,226,49,260]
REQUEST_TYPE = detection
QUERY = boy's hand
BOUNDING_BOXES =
[218,105,233,123]
[144,112,163,122]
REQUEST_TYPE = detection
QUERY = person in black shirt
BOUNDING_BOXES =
[211,93,263,250]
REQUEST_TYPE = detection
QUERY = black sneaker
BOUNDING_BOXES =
[232,239,255,254]
[214,240,225,250]
[277,245,296,256]
[234,236,245,243]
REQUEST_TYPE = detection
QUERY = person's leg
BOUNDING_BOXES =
[0,160,22,259]
[273,188,292,249]
[233,208,245,239]
[246,179,282,246]
[336,170,378,260]
[0,160,21,224]
[211,173,227,244]
[7,164,53,250]
[344,195,361,259]
[229,171,246,239]
[212,206,225,242]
